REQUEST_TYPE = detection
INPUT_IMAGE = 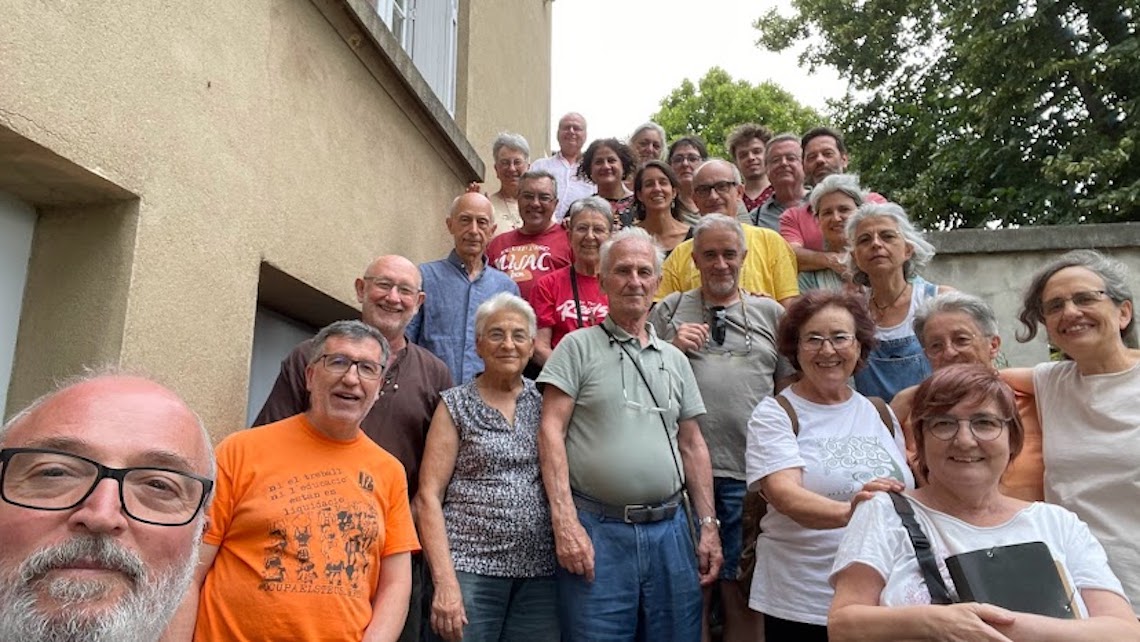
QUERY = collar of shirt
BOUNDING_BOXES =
[602,315,662,352]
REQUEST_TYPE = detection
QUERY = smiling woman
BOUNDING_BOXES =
[1004,249,1140,614]
[744,290,914,639]
[414,293,558,641]
[579,139,636,229]
[828,364,1140,641]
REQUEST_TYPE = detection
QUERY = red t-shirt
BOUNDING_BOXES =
[486,224,572,300]
[529,266,609,348]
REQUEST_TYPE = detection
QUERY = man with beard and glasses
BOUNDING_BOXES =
[0,372,215,642]
[253,255,452,642]
[650,214,793,642]
[171,320,420,641]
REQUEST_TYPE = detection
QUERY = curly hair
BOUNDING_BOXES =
[776,290,878,373]
[577,138,636,182]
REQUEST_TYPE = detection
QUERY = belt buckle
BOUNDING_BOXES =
[623,503,648,523]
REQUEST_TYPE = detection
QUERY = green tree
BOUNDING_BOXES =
[651,67,824,159]
[755,0,1140,228]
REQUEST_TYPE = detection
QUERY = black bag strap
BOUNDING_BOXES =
[569,265,585,329]
[888,491,953,605]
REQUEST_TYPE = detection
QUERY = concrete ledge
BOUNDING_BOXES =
[0,125,135,206]
[930,222,1140,255]
[312,0,485,182]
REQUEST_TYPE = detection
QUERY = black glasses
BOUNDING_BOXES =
[693,181,739,198]
[670,154,703,165]
[317,354,383,380]
[1042,290,1108,316]
[519,192,556,204]
[921,415,1007,441]
[0,448,213,526]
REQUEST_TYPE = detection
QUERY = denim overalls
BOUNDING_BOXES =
[853,278,938,402]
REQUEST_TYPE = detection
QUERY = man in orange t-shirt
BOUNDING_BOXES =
[168,320,420,641]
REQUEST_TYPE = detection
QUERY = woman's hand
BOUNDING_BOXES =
[465,181,483,194]
[430,580,468,642]
[847,477,906,522]
[928,603,1017,641]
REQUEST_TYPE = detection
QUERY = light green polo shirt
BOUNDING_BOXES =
[539,316,706,506]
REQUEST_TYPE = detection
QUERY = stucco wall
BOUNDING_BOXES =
[459,0,553,172]
[1,0,551,438]
[923,223,1140,367]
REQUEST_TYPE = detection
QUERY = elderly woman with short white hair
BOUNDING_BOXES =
[415,293,557,641]
[799,173,866,293]
[488,132,531,236]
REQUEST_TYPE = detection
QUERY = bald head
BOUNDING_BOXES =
[2,374,214,478]
[693,159,744,216]
[363,254,422,290]
[446,193,496,260]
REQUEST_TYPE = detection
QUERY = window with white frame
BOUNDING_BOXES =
[373,0,458,114]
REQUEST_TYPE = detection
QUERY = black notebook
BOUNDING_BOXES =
[946,541,1076,619]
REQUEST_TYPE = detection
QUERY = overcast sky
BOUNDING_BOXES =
[547,0,848,152]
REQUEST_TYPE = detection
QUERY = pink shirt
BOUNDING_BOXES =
[779,191,887,251]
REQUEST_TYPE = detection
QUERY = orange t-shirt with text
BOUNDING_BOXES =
[195,414,420,641]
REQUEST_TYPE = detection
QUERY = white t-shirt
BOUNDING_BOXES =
[1034,359,1140,614]
[831,493,1127,617]
[744,388,914,624]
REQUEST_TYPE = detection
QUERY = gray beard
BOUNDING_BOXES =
[0,534,197,642]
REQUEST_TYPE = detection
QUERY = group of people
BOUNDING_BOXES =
[1,111,1138,642]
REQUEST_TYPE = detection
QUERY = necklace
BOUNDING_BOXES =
[872,283,910,312]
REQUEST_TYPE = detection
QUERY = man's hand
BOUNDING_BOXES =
[696,523,723,587]
[553,517,595,581]
[671,322,710,354]
[826,252,847,275]
[465,181,483,194]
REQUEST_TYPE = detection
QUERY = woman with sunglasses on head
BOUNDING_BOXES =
[745,290,914,640]
[829,364,1138,641]
[1003,249,1140,615]
[667,136,709,225]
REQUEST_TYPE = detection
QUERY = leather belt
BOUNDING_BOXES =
[572,491,683,524]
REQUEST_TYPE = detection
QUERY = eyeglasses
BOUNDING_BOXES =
[317,354,383,380]
[362,277,419,299]
[519,192,556,204]
[495,158,527,169]
[0,448,213,526]
[1042,290,1108,316]
[670,154,703,165]
[921,414,1007,441]
[618,350,677,415]
[571,224,610,237]
[800,333,856,352]
[693,181,739,198]
[924,333,980,357]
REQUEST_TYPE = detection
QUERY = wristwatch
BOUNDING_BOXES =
[698,515,720,529]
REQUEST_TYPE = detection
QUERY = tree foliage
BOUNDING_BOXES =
[651,67,824,159]
[756,0,1140,228]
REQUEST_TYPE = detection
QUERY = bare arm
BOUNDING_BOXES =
[1000,368,1035,396]
[760,469,901,530]
[538,384,594,581]
[362,552,412,642]
[163,543,220,641]
[533,327,554,366]
[677,417,722,586]
[413,403,467,641]
[829,563,1016,642]
[991,588,1140,641]
[792,243,845,273]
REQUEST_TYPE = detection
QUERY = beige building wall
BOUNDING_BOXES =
[1,0,552,439]
[458,1,553,170]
